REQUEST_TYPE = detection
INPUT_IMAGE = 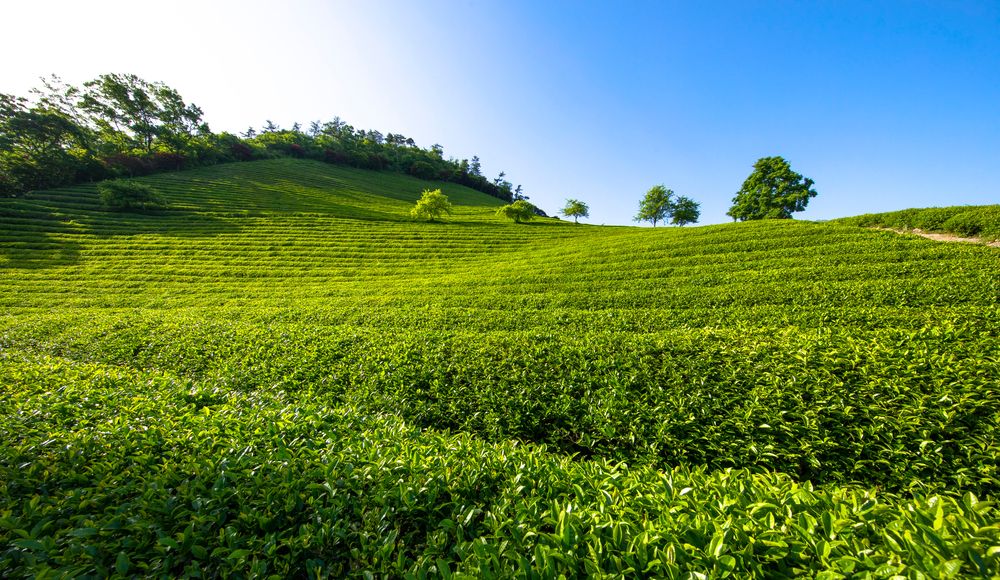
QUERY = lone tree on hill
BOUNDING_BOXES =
[497,199,536,223]
[634,185,674,227]
[728,156,817,221]
[670,195,700,226]
[561,199,589,224]
[411,188,452,221]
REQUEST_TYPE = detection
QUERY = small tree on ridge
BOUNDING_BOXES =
[411,188,452,221]
[635,185,674,227]
[561,199,589,224]
[670,196,700,226]
[497,200,536,223]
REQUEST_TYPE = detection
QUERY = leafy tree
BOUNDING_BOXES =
[634,185,674,227]
[97,179,166,211]
[670,196,700,226]
[79,73,205,155]
[728,156,817,221]
[410,188,452,221]
[497,200,537,223]
[561,199,589,224]
[0,93,89,195]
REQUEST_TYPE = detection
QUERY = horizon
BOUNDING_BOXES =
[4,0,998,224]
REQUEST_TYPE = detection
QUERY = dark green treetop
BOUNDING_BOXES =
[728,156,817,221]
[670,195,700,226]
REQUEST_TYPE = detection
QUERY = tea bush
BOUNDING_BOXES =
[97,179,167,211]
[834,204,1000,241]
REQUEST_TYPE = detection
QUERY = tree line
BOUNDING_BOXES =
[0,73,523,202]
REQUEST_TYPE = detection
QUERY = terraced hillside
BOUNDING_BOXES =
[2,159,999,577]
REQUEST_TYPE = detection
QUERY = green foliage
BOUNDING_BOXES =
[833,205,1000,242]
[561,198,589,223]
[97,179,166,211]
[728,156,817,221]
[2,355,998,578]
[1,161,998,576]
[79,73,206,155]
[634,184,673,226]
[0,73,521,203]
[0,93,91,196]
[410,188,453,221]
[671,195,700,226]
[496,199,537,223]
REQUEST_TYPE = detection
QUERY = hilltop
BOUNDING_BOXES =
[1,160,999,577]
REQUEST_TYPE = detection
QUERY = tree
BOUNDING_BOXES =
[0,93,89,195]
[728,156,817,221]
[670,196,700,226]
[634,185,674,227]
[496,200,536,223]
[410,188,452,221]
[79,73,205,155]
[561,199,589,224]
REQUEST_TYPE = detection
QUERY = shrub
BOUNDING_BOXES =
[150,152,187,171]
[406,160,437,180]
[230,142,254,161]
[941,208,1000,240]
[102,154,154,177]
[496,200,537,223]
[97,179,166,211]
[911,207,964,232]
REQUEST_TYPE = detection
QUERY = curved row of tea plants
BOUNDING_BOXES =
[2,311,998,496]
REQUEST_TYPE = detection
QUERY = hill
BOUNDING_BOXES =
[2,160,999,577]
[831,204,1000,244]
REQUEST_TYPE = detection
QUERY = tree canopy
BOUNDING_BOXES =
[634,185,674,227]
[670,196,700,226]
[561,199,589,224]
[728,156,817,221]
[496,200,537,223]
[410,189,452,221]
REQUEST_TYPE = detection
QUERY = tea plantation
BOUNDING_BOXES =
[2,159,998,577]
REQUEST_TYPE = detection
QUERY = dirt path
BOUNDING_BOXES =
[875,227,1000,248]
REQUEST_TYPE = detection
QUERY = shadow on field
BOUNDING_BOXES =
[78,208,244,239]
[0,203,83,269]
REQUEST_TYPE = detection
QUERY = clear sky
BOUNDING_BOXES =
[4,0,998,225]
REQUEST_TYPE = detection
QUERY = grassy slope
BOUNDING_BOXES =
[831,204,1000,242]
[2,159,999,577]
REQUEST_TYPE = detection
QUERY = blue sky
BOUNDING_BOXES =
[4,0,998,225]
